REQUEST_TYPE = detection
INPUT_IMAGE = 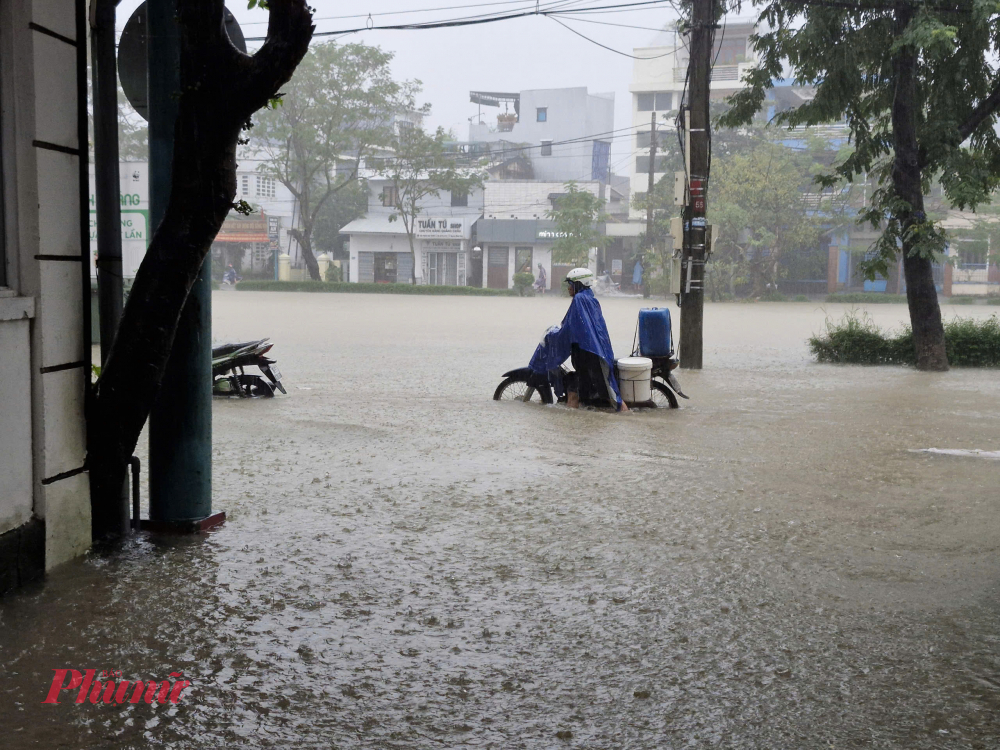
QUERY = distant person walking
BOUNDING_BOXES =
[632,259,643,291]
[533,263,547,294]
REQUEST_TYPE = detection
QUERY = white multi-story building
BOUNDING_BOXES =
[628,20,757,216]
[469,88,615,184]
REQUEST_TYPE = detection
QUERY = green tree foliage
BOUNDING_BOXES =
[722,0,1000,369]
[253,42,419,280]
[312,179,369,258]
[547,182,609,267]
[710,143,820,296]
[630,169,677,293]
[375,126,484,284]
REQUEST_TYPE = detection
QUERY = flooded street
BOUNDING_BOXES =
[3,293,999,748]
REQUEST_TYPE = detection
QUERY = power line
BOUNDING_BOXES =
[548,16,675,58]
[245,0,675,40]
[549,14,676,32]
[240,0,586,26]
[366,123,645,166]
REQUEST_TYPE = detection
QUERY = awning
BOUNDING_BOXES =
[216,215,269,243]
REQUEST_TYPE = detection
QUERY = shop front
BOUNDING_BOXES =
[475,219,563,290]
[343,214,476,286]
[417,217,473,287]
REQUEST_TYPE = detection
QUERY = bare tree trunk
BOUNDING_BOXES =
[892,7,948,371]
[288,228,320,280]
[88,0,313,539]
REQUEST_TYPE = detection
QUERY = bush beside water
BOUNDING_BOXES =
[809,312,1000,366]
[825,292,909,304]
[235,280,519,297]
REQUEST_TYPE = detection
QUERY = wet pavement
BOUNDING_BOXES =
[2,294,999,748]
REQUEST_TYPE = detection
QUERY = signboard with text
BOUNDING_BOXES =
[415,216,468,239]
[88,163,149,279]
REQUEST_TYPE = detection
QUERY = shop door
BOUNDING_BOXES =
[469,249,483,287]
[374,253,397,284]
[487,246,510,289]
[427,252,459,286]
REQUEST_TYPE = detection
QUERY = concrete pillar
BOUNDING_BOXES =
[316,252,331,282]
[278,253,291,281]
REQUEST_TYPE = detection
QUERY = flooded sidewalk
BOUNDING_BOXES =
[2,294,999,748]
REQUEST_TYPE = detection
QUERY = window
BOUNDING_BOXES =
[451,190,468,207]
[637,131,651,149]
[638,93,672,112]
[540,140,552,157]
[381,186,399,207]
[635,155,668,174]
[536,107,547,122]
[515,247,533,275]
[241,175,249,197]
[714,37,746,65]
[256,176,275,199]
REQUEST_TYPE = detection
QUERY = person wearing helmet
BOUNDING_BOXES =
[528,267,627,411]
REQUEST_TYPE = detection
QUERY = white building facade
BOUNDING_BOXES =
[1,0,93,590]
[470,88,615,184]
[629,20,757,216]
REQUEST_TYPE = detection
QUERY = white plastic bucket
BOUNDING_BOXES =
[616,356,652,403]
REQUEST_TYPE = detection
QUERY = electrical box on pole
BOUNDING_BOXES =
[673,171,687,206]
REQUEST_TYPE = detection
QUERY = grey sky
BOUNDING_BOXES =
[116,1,682,173]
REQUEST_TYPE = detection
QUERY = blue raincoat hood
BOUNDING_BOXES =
[528,288,622,406]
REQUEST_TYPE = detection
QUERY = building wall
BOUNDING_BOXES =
[1,0,92,585]
[628,22,755,217]
[470,88,615,184]
[484,180,602,220]
[235,154,300,268]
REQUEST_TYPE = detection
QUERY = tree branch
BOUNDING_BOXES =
[956,78,1000,145]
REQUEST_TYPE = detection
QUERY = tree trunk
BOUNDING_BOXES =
[289,228,320,280]
[88,0,313,540]
[892,7,949,371]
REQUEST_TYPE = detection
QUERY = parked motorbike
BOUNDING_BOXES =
[212,339,285,398]
[493,309,688,409]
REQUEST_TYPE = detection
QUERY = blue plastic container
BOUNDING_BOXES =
[638,308,673,357]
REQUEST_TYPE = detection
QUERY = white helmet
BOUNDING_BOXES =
[565,267,594,287]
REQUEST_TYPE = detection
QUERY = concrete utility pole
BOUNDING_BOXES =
[147,0,218,530]
[679,0,714,369]
[644,111,656,298]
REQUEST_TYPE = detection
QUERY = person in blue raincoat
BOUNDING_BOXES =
[528,267,628,411]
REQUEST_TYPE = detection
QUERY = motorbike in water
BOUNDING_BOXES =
[212,339,286,398]
[493,308,688,409]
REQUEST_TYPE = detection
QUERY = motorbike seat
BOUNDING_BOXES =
[212,339,267,358]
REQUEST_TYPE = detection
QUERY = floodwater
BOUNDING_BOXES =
[2,294,1000,749]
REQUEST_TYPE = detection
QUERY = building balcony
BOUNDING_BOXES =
[672,61,754,84]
